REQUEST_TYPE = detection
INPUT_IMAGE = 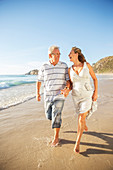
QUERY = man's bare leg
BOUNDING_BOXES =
[51,128,60,146]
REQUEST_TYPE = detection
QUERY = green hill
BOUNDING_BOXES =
[92,56,113,73]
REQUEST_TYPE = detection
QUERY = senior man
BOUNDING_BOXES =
[36,45,70,146]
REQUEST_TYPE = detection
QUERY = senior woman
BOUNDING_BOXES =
[62,46,98,153]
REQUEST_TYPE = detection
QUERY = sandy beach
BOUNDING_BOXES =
[0,78,113,170]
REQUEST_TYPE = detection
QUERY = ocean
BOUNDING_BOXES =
[0,75,38,110]
[0,74,113,111]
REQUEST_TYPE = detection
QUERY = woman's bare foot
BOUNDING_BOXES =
[74,143,79,153]
[51,138,59,147]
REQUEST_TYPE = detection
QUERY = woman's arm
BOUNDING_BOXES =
[87,62,98,101]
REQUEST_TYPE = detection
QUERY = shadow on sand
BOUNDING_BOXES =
[60,131,113,157]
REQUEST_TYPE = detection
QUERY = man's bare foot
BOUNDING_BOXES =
[74,143,79,153]
[84,124,88,131]
[51,138,59,147]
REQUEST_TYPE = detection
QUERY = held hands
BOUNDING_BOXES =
[61,87,70,97]
[36,94,41,101]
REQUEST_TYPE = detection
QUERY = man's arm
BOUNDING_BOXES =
[36,81,41,101]
[61,68,72,97]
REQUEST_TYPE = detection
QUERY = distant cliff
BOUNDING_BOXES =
[25,69,38,75]
[92,56,113,73]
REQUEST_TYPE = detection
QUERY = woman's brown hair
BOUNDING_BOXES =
[72,47,86,63]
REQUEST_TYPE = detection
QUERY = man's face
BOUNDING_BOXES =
[49,48,61,65]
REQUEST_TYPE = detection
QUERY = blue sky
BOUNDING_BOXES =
[0,0,113,74]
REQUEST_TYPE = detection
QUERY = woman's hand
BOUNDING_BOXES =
[36,94,41,101]
[92,91,98,101]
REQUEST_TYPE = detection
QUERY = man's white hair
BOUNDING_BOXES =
[48,45,59,55]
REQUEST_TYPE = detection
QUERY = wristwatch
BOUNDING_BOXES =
[65,86,70,90]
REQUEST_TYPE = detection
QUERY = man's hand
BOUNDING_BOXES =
[61,87,70,97]
[36,94,41,101]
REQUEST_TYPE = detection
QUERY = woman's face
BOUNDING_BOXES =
[68,50,77,62]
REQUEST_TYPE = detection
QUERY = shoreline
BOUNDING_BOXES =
[95,73,113,75]
[1,74,113,111]
[0,96,36,111]
[96,73,113,75]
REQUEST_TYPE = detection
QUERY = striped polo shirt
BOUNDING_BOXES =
[38,61,69,102]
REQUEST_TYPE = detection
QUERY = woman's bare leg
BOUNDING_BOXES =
[74,111,88,153]
[84,120,88,131]
[77,116,80,136]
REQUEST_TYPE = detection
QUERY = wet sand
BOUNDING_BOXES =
[0,79,113,170]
